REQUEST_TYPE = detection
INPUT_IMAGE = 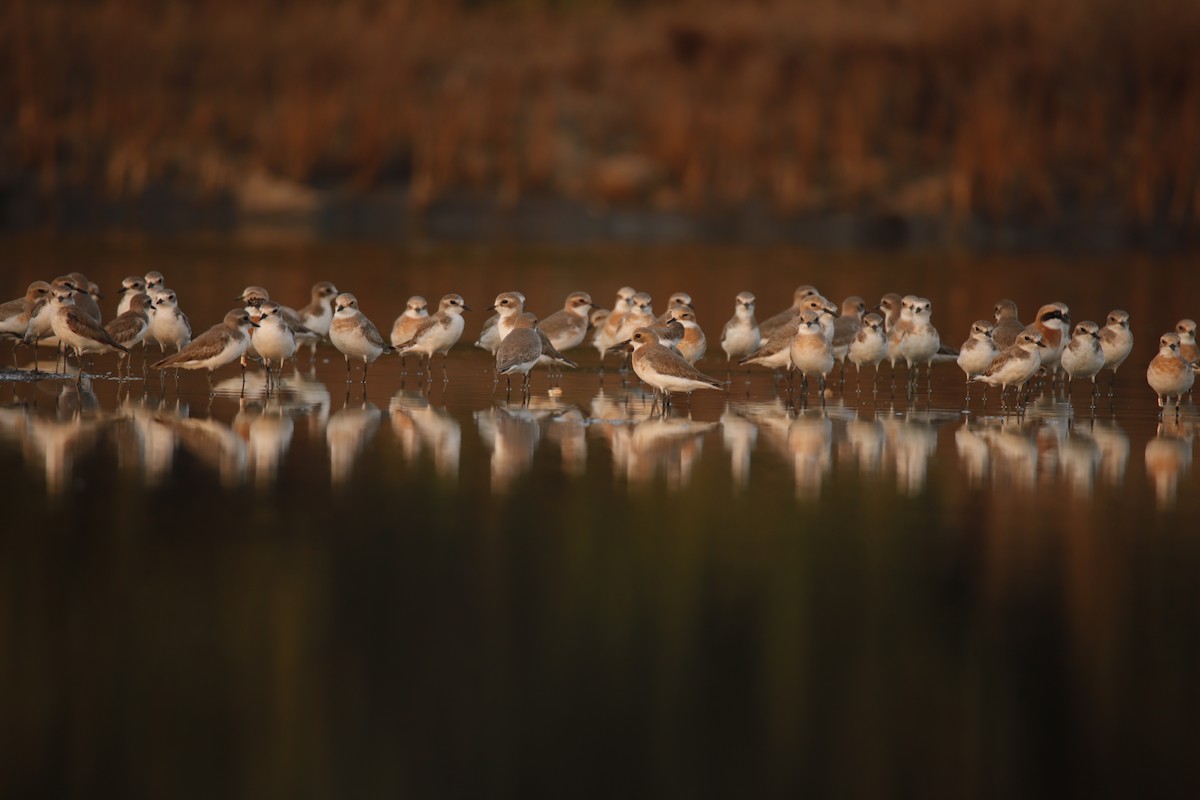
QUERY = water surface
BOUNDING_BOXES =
[2,237,1198,797]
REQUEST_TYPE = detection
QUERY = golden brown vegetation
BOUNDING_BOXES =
[3,0,1200,228]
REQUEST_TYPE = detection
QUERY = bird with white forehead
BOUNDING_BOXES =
[329,293,394,385]
[627,326,723,411]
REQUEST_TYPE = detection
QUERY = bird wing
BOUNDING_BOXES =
[537,327,577,368]
[67,308,130,352]
[152,324,229,367]
[104,313,148,345]
[361,317,393,352]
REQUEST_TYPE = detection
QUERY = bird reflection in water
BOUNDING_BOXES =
[389,389,462,484]
[233,399,295,490]
[1145,413,1194,509]
[112,392,188,487]
[171,414,248,489]
[476,402,541,494]
[719,404,758,492]
[326,398,381,488]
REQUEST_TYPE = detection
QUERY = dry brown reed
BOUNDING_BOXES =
[3,0,1199,228]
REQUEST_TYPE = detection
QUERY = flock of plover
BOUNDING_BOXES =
[0,271,1195,416]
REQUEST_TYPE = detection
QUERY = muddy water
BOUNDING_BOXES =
[1,236,1198,797]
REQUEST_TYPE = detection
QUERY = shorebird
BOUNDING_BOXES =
[1061,320,1105,403]
[594,287,637,361]
[957,320,998,403]
[296,281,340,357]
[886,295,916,384]
[831,295,866,382]
[538,291,593,352]
[144,271,165,292]
[103,292,152,378]
[495,312,544,396]
[395,293,470,380]
[789,310,835,403]
[615,292,655,342]
[719,292,760,372]
[329,293,394,384]
[740,314,802,374]
[974,328,1046,411]
[896,297,941,393]
[21,276,77,372]
[1146,332,1194,416]
[0,281,50,367]
[476,291,524,354]
[115,276,148,316]
[1100,309,1134,395]
[1033,303,1070,380]
[877,293,904,334]
[391,296,430,371]
[253,301,300,389]
[849,312,887,395]
[69,272,102,324]
[628,327,723,410]
[49,287,129,381]
[656,291,693,323]
[152,309,259,391]
[1174,319,1198,365]
[991,299,1024,348]
[668,306,707,365]
[760,285,820,340]
[148,289,192,354]
[487,291,527,342]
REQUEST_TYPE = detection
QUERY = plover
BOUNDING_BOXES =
[740,314,803,373]
[877,293,904,334]
[144,271,166,292]
[1146,332,1194,415]
[668,306,707,366]
[538,291,593,352]
[789,310,835,402]
[719,291,760,367]
[656,291,694,323]
[495,312,544,395]
[296,281,340,357]
[957,320,998,402]
[831,296,867,372]
[115,276,148,316]
[152,309,259,389]
[475,291,525,354]
[329,293,394,384]
[148,289,192,354]
[628,327,723,409]
[1033,303,1070,378]
[49,287,129,380]
[0,281,50,366]
[886,295,916,377]
[974,328,1046,410]
[760,285,820,339]
[395,293,470,379]
[487,291,527,342]
[897,297,941,393]
[848,312,887,395]
[615,292,655,342]
[253,301,300,388]
[594,287,637,360]
[991,299,1024,348]
[391,295,430,370]
[69,273,102,324]
[1061,320,1106,402]
[21,277,78,370]
[1099,309,1134,393]
[1174,319,1198,365]
[103,292,152,378]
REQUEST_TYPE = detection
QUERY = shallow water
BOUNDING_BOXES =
[2,237,1198,797]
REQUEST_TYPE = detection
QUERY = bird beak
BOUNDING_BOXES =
[461,304,472,312]
[249,320,260,328]
[608,340,631,353]
[117,286,129,294]
[485,304,496,312]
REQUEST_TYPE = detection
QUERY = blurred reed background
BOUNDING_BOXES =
[3,0,1199,243]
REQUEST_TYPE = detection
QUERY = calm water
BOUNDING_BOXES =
[2,236,1199,797]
